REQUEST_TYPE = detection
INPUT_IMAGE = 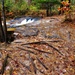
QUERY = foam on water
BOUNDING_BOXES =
[8,17,40,27]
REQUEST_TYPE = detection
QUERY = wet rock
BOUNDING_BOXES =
[44,35,61,39]
[26,20,41,26]
[41,31,61,39]
[17,27,39,37]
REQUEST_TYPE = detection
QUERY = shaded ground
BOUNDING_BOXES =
[0,15,75,75]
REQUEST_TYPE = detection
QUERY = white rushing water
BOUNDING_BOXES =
[7,17,40,27]
[21,19,35,25]
[14,19,35,26]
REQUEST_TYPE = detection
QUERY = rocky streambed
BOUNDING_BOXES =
[0,16,75,75]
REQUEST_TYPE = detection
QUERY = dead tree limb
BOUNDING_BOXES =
[22,41,63,55]
[21,40,62,45]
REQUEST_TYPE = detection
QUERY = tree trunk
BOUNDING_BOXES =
[0,12,5,42]
[46,8,49,16]
[59,0,63,14]
[49,5,52,16]
[1,0,8,43]
[46,3,50,17]
[69,0,71,3]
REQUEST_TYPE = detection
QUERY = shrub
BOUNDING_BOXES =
[4,0,14,12]
[10,0,29,14]
[29,5,39,11]
[58,1,74,21]
[3,0,29,17]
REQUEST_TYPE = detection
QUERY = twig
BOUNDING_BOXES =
[28,52,45,74]
[28,52,37,74]
[0,54,8,75]
[36,57,48,70]
[16,47,37,55]
[21,41,63,55]
[14,41,23,43]
[45,43,63,55]
[8,56,31,72]
[20,62,31,72]
[21,40,62,45]
[26,46,52,54]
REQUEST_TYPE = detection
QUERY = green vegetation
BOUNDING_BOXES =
[0,0,75,17]
[0,0,29,17]
[5,0,28,12]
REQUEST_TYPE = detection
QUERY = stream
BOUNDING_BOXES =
[7,17,41,27]
[6,16,75,41]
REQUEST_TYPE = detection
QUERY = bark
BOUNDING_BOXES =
[59,0,63,14]
[69,0,71,3]
[46,3,50,16]
[49,5,52,16]
[1,0,8,43]
[0,12,5,42]
[46,8,49,16]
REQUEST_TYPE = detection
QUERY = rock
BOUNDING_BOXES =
[24,60,30,66]
[6,66,10,70]
[44,35,60,39]
[16,27,39,37]
[42,31,60,39]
